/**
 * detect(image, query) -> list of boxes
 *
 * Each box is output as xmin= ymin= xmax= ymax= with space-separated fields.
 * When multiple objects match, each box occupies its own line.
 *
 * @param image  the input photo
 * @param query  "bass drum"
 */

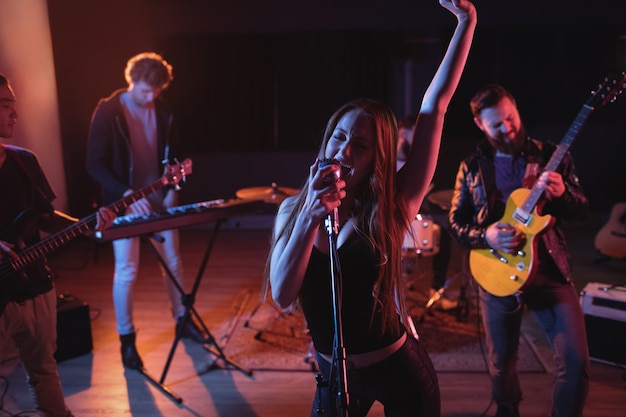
xmin=402 ymin=214 xmax=440 ymax=256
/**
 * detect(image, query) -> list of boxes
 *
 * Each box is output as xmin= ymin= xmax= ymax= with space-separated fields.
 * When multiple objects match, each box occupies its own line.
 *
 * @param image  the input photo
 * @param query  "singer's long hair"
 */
xmin=263 ymin=98 xmax=411 ymax=336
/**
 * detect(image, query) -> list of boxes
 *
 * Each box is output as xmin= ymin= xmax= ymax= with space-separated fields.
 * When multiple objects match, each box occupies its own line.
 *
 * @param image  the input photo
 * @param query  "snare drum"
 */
xmin=402 ymin=214 xmax=440 ymax=256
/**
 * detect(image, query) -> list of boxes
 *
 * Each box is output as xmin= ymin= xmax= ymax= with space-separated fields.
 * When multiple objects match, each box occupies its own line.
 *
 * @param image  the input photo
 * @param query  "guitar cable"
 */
xmin=466 ymin=278 xmax=493 ymax=417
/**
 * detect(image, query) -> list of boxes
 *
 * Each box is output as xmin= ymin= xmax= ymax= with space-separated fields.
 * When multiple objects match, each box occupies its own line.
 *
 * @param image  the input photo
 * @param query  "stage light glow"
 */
xmin=0 ymin=0 xmax=68 ymax=211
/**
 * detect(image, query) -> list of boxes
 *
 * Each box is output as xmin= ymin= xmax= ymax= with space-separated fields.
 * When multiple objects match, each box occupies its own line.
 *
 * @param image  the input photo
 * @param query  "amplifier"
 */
xmin=55 ymin=294 xmax=93 ymax=363
xmin=579 ymin=282 xmax=626 ymax=367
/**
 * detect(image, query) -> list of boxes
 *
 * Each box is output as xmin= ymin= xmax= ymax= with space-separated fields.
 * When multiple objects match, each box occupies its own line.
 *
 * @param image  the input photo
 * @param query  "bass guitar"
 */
xmin=594 ymin=202 xmax=626 ymax=259
xmin=469 ymin=74 xmax=626 ymax=296
xmin=0 ymin=158 xmax=192 ymax=314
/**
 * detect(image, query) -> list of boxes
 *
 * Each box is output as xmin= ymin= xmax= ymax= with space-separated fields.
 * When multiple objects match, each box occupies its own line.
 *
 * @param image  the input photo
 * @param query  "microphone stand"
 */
xmin=325 ymin=208 xmax=350 ymax=417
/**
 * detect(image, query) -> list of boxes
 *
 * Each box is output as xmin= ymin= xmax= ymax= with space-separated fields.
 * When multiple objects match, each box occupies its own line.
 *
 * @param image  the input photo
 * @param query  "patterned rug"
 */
xmin=217 ymin=287 xmax=549 ymax=374
xmin=218 ymin=289 xmax=316 ymax=372
xmin=406 ymin=287 xmax=547 ymax=373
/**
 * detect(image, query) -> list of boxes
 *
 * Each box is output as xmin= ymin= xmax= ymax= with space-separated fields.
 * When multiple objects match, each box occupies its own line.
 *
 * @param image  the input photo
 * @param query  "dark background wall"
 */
xmin=47 ymin=0 xmax=626 ymax=215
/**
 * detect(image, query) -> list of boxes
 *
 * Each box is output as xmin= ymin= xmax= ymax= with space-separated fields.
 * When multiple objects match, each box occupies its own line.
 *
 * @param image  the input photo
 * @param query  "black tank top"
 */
xmin=299 ymin=232 xmax=402 ymax=355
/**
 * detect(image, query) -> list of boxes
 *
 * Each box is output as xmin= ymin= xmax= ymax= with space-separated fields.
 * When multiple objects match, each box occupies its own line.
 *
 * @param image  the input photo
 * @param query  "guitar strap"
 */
xmin=521 ymin=139 xmax=543 ymax=188
xmin=524 ymin=162 xmax=540 ymax=183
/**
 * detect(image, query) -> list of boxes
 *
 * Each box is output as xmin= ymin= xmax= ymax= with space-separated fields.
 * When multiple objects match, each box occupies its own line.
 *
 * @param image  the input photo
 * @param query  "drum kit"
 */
xmin=402 ymin=214 xmax=441 ymax=256
xmin=401 ymin=213 xmax=441 ymax=287
xmin=401 ymin=188 xmax=470 ymax=321
xmin=401 ymin=189 xmax=453 ymax=257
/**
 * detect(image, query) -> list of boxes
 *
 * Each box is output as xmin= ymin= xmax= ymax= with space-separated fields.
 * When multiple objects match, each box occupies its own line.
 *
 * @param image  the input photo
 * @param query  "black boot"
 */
xmin=120 ymin=333 xmax=144 ymax=370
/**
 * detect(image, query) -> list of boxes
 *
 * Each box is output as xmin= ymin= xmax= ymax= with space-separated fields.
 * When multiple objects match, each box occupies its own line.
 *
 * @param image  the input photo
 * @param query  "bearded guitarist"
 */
xmin=448 ymin=84 xmax=591 ymax=417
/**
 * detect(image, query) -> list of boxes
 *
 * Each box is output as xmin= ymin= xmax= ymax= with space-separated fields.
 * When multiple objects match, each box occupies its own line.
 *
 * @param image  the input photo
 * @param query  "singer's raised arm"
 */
xmin=397 ymin=0 xmax=477 ymax=219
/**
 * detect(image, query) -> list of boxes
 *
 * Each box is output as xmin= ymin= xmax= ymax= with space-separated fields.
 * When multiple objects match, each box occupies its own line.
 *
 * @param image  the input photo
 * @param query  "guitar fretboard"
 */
xmin=521 ymin=104 xmax=594 ymax=215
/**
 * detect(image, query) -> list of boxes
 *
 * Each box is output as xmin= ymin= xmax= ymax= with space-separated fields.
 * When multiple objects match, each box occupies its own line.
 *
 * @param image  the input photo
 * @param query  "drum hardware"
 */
xmin=244 ymin=300 xmax=318 ymax=371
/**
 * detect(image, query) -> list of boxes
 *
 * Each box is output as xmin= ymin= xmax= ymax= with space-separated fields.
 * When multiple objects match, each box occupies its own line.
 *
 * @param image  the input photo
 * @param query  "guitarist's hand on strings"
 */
xmin=123 ymin=189 xmax=153 ymax=216
xmin=485 ymin=222 xmax=525 ymax=254
xmin=95 ymin=207 xmax=116 ymax=231
xmin=539 ymin=171 xmax=565 ymax=200
xmin=0 ymin=240 xmax=19 ymax=261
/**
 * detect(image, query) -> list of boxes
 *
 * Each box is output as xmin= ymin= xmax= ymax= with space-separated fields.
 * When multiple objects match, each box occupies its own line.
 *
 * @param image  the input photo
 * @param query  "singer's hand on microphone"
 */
xmin=303 ymin=159 xmax=346 ymax=223
xmin=317 ymin=159 xmax=346 ymax=209
xmin=319 ymin=158 xmax=342 ymax=185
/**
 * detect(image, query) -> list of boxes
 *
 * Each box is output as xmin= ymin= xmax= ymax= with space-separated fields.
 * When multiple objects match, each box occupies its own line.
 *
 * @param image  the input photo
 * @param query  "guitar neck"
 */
xmin=106 ymin=177 xmax=168 ymax=214
xmin=11 ymin=177 xmax=168 ymax=269
xmin=521 ymin=104 xmax=594 ymax=213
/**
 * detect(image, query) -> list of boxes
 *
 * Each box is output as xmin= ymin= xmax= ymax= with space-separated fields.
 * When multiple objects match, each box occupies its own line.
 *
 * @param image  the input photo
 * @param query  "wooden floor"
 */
xmin=1 ymin=212 xmax=625 ymax=417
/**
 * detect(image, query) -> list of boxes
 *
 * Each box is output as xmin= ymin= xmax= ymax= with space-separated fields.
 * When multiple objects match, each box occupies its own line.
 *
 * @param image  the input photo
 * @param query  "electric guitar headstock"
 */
xmin=588 ymin=72 xmax=626 ymax=109
xmin=163 ymin=158 xmax=193 ymax=190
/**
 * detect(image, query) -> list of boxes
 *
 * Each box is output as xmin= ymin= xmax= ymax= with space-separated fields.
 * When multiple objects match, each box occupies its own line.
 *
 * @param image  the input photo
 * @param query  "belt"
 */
xmin=319 ymin=332 xmax=407 ymax=369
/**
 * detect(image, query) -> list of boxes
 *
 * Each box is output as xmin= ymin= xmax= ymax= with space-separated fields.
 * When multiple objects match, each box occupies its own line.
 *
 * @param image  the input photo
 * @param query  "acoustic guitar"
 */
xmin=0 ymin=158 xmax=192 ymax=315
xmin=594 ymin=202 xmax=626 ymax=259
xmin=469 ymin=74 xmax=626 ymax=297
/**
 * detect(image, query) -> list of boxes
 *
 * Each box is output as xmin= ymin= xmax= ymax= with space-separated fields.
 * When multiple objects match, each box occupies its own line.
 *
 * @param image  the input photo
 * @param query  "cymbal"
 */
xmin=427 ymin=189 xmax=454 ymax=211
xmin=236 ymin=183 xmax=299 ymax=204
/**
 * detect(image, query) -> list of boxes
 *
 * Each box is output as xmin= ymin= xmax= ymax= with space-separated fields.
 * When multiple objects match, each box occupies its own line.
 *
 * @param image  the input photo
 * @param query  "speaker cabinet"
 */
xmin=580 ymin=282 xmax=626 ymax=367
xmin=55 ymin=294 xmax=93 ymax=363
xmin=584 ymin=314 xmax=626 ymax=367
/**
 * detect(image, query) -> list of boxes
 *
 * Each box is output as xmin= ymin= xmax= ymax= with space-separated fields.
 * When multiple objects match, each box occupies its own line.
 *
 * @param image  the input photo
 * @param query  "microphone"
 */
xmin=319 ymin=158 xmax=341 ymax=184
xmin=319 ymin=158 xmax=343 ymax=236
xmin=319 ymin=158 xmax=350 ymax=184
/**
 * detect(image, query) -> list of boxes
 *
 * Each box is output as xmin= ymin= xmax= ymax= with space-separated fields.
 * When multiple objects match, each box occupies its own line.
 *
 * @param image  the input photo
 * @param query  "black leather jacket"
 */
xmin=448 ymin=137 xmax=589 ymax=282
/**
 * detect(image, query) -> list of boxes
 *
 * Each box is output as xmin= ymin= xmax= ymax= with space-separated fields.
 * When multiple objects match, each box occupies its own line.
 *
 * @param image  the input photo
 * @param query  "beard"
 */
xmin=486 ymin=124 xmax=527 ymax=155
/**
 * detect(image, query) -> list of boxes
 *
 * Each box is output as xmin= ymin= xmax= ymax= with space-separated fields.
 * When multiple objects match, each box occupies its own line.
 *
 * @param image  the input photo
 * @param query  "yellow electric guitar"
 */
xmin=470 ymin=74 xmax=626 ymax=296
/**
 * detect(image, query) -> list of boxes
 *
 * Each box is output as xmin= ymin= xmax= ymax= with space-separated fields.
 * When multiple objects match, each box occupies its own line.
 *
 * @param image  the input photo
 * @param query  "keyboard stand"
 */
xmin=137 ymin=219 xmax=252 ymax=403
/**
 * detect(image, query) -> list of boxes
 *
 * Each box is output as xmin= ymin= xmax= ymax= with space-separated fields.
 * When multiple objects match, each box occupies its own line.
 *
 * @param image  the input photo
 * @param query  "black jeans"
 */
xmin=311 ymin=335 xmax=440 ymax=417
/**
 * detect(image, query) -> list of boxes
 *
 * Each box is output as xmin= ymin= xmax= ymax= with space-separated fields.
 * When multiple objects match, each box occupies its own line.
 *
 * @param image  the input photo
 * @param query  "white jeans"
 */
xmin=112 ymin=228 xmax=185 ymax=335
